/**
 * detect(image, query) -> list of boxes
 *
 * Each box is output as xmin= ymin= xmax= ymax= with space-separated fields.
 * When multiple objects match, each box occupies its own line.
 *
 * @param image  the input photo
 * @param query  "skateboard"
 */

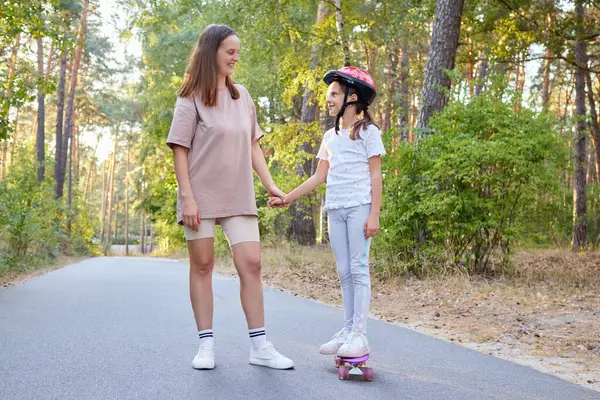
xmin=334 ymin=354 xmax=372 ymax=381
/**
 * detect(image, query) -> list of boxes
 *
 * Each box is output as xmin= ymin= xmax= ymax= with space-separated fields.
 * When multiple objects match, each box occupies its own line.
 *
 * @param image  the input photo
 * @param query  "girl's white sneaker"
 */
xmin=319 ymin=328 xmax=350 ymax=355
xmin=336 ymin=332 xmax=371 ymax=358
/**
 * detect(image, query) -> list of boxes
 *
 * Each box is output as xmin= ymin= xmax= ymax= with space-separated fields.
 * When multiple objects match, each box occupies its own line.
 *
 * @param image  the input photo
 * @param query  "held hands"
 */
xmin=363 ymin=213 xmax=380 ymax=238
xmin=266 ymin=184 xmax=290 ymax=208
xmin=268 ymin=196 xmax=289 ymax=208
xmin=266 ymin=184 xmax=285 ymax=200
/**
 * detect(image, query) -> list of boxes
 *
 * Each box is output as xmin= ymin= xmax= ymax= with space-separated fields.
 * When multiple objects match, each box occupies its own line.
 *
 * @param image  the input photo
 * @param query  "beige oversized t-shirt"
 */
xmin=166 ymin=84 xmax=263 ymax=224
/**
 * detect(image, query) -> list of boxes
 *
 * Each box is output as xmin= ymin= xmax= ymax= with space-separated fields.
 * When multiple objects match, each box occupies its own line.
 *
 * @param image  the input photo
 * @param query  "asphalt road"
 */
xmin=1 ymin=257 xmax=598 ymax=400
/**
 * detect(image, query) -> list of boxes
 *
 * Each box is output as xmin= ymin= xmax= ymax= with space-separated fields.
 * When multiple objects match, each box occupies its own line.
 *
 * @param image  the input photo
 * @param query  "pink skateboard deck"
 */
xmin=334 ymin=354 xmax=372 ymax=381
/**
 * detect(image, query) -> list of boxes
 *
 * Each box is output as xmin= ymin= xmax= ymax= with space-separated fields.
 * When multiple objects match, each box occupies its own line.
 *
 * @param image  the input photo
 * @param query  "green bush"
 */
xmin=0 ymin=170 xmax=65 ymax=270
xmin=374 ymin=85 xmax=569 ymax=275
xmin=0 ymin=158 xmax=98 ymax=273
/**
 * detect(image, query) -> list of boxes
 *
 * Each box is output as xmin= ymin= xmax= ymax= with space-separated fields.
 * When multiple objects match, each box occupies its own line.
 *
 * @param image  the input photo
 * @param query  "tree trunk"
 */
xmin=100 ymin=161 xmax=108 ymax=241
xmin=89 ymin=160 xmax=96 ymax=207
xmin=0 ymin=141 xmax=7 ymax=180
xmin=0 ymin=34 xmax=19 ymax=179
xmin=466 ymin=37 xmax=474 ymax=97
xmin=105 ymin=133 xmax=118 ymax=249
xmin=417 ymin=0 xmax=465 ymax=130
xmin=36 ymin=33 xmax=45 ymax=183
xmin=584 ymin=70 xmax=600 ymax=183
xmin=475 ymin=51 xmax=488 ymax=96
xmin=66 ymin=130 xmax=73 ymax=241
xmin=399 ymin=36 xmax=410 ymax=139
xmin=334 ymin=0 xmax=350 ymax=66
xmin=542 ymin=9 xmax=553 ymax=111
xmin=83 ymin=137 xmax=99 ymax=203
xmin=5 ymin=33 xmax=20 ymax=101
xmin=384 ymin=36 xmax=400 ymax=132
xmin=125 ymin=136 xmax=130 ymax=256
xmin=542 ymin=48 xmax=552 ymax=109
xmin=572 ymin=0 xmax=587 ymax=251
xmin=113 ymin=194 xmax=119 ymax=242
xmin=43 ymin=44 xmax=55 ymax=85
xmin=382 ymin=37 xmax=397 ymax=133
xmin=289 ymin=1 xmax=328 ymax=246
xmin=320 ymin=195 xmax=329 ymax=244
xmin=141 ymin=213 xmax=146 ymax=254
xmin=58 ymin=0 xmax=89 ymax=198
xmin=54 ymin=51 xmax=68 ymax=197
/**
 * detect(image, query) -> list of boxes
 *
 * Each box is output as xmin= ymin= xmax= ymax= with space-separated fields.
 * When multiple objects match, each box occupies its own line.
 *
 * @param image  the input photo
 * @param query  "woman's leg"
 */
xmin=187 ymin=237 xmax=216 ymax=331
xmin=221 ymin=215 xmax=294 ymax=369
xmin=185 ymin=221 xmax=217 ymax=370
xmin=230 ymin=241 xmax=264 ymax=329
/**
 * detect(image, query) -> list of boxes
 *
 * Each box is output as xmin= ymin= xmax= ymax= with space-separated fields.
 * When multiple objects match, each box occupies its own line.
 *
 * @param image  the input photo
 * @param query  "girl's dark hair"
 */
xmin=177 ymin=24 xmax=240 ymax=106
xmin=339 ymin=84 xmax=379 ymax=140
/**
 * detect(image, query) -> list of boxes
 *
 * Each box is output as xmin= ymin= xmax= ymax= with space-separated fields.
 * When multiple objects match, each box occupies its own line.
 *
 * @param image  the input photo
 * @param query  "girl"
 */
xmin=166 ymin=24 xmax=294 ymax=370
xmin=269 ymin=66 xmax=385 ymax=358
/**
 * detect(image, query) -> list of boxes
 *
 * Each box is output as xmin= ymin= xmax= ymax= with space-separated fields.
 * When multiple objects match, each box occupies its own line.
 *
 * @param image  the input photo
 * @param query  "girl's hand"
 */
xmin=364 ymin=213 xmax=380 ymax=238
xmin=268 ymin=196 xmax=289 ymax=208
xmin=182 ymin=196 xmax=201 ymax=231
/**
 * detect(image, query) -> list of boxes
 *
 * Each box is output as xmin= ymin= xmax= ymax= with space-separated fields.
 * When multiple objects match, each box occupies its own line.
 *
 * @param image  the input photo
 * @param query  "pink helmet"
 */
xmin=323 ymin=66 xmax=377 ymax=105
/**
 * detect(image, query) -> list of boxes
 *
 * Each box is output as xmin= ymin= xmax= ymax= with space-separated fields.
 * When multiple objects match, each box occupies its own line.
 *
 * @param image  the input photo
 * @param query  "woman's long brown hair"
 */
xmin=339 ymin=84 xmax=379 ymax=140
xmin=177 ymin=24 xmax=240 ymax=107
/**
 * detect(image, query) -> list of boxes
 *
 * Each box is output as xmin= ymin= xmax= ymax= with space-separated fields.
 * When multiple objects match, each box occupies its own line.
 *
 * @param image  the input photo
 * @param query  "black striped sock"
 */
xmin=249 ymin=327 xmax=267 ymax=349
xmin=198 ymin=329 xmax=213 ymax=342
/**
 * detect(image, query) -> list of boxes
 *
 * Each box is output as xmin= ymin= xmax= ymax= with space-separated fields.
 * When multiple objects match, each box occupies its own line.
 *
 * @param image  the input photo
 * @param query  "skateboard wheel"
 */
xmin=362 ymin=367 xmax=373 ymax=381
xmin=334 ymin=357 xmax=344 ymax=367
xmin=339 ymin=366 xmax=350 ymax=380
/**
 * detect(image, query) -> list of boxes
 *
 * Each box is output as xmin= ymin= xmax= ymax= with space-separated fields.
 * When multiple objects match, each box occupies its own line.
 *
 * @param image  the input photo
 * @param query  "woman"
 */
xmin=166 ymin=24 xmax=294 ymax=370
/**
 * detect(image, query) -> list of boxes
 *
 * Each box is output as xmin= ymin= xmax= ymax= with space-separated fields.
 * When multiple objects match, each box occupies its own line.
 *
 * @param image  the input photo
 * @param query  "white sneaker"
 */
xmin=319 ymin=328 xmax=350 ymax=355
xmin=336 ymin=332 xmax=371 ymax=358
xmin=249 ymin=341 xmax=294 ymax=369
xmin=192 ymin=340 xmax=215 ymax=370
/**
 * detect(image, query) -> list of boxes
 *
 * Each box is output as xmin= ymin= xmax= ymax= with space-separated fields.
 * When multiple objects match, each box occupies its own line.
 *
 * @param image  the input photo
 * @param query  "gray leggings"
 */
xmin=328 ymin=204 xmax=372 ymax=335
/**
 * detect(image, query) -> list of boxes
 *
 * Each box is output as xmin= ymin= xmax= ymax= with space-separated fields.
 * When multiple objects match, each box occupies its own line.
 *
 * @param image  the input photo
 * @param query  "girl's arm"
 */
xmin=172 ymin=145 xmax=201 ymax=231
xmin=251 ymin=140 xmax=284 ymax=198
xmin=283 ymin=159 xmax=329 ymax=204
xmin=364 ymin=155 xmax=382 ymax=237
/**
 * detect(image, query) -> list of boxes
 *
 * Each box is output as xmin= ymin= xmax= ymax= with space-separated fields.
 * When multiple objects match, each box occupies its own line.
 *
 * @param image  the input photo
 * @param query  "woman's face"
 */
xmin=216 ymin=35 xmax=240 ymax=77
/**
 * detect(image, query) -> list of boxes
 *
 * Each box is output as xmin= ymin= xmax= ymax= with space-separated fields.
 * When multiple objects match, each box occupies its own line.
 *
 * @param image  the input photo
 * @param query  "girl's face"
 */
xmin=216 ymin=35 xmax=240 ymax=77
xmin=326 ymin=81 xmax=357 ymax=116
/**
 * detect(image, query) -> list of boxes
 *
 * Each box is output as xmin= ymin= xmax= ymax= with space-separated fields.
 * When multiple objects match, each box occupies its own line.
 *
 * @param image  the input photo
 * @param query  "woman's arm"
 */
xmin=172 ymin=145 xmax=200 ymax=231
xmin=251 ymin=140 xmax=284 ymax=198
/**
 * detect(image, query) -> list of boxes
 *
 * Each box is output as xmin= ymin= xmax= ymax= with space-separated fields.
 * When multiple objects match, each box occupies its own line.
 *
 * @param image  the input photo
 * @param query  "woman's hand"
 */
xmin=266 ymin=184 xmax=285 ymax=200
xmin=182 ymin=195 xmax=201 ymax=231
xmin=364 ymin=213 xmax=380 ymax=238
xmin=268 ymin=196 xmax=289 ymax=208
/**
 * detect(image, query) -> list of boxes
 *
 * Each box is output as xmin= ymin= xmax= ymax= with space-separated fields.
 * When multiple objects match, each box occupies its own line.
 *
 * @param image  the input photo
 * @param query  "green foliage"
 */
xmin=0 ymin=146 xmax=97 ymax=273
xmin=0 ymin=167 xmax=64 ymax=271
xmin=374 ymin=82 xmax=569 ymax=275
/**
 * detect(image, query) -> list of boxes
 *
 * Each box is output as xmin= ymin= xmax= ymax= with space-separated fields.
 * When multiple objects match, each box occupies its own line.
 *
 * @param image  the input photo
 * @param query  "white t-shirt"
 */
xmin=316 ymin=124 xmax=386 ymax=211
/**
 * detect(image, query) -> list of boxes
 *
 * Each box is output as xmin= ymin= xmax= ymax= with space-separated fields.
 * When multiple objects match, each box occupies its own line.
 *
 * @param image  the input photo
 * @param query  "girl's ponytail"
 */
xmin=350 ymin=103 xmax=378 ymax=140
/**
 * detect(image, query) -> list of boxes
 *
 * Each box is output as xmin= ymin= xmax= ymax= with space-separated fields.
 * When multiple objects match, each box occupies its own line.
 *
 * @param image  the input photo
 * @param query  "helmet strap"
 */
xmin=335 ymin=86 xmax=360 ymax=134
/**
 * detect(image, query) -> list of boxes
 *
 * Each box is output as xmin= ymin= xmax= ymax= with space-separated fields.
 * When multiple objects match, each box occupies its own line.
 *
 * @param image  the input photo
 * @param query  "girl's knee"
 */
xmin=350 ymin=261 xmax=370 ymax=283
xmin=337 ymin=268 xmax=352 ymax=282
